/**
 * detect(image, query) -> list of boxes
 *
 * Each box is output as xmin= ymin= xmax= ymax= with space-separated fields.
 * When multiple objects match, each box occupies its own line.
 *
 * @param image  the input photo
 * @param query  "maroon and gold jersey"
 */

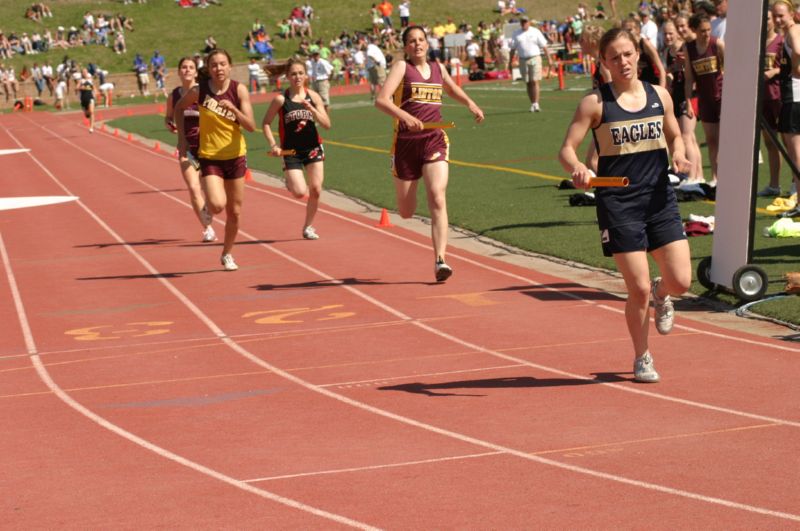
xmin=687 ymin=37 xmax=723 ymax=105
xmin=393 ymin=61 xmax=443 ymax=136
xmin=172 ymin=85 xmax=199 ymax=148
xmin=198 ymin=79 xmax=246 ymax=160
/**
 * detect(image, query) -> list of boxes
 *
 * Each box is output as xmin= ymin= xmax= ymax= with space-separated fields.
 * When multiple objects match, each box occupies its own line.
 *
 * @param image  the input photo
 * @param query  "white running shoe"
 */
xmin=634 ymin=351 xmax=660 ymax=383
xmin=220 ymin=253 xmax=238 ymax=271
xmin=302 ymin=226 xmax=320 ymax=240
xmin=533 ymin=102 xmax=541 ymax=112
xmin=651 ymin=277 xmax=674 ymax=335
xmin=434 ymin=258 xmax=453 ymax=282
xmin=529 ymin=103 xmax=537 ymax=112
xmin=202 ymin=225 xmax=217 ymax=242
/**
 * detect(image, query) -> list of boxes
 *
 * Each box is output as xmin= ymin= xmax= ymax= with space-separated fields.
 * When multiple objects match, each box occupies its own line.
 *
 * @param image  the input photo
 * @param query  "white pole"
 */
xmin=709 ymin=0 xmax=768 ymax=288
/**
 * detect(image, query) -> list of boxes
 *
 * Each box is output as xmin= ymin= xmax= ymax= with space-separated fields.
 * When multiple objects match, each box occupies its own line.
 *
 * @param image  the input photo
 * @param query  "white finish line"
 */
xmin=0 ymin=196 xmax=79 ymax=211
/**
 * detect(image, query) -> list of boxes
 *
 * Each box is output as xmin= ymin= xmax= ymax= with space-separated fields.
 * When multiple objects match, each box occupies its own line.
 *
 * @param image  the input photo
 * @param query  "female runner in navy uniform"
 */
xmin=559 ymin=28 xmax=691 ymax=383
xmin=262 ymin=58 xmax=331 ymax=240
xmin=78 ymin=68 xmax=95 ymax=133
xmin=165 ymin=56 xmax=216 ymax=243
xmin=375 ymin=25 xmax=484 ymax=282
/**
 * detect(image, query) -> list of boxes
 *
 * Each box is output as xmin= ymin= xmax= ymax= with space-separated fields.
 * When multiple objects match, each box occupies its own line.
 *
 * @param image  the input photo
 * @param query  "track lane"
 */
xmin=3 ymin=112 xmax=796 ymax=528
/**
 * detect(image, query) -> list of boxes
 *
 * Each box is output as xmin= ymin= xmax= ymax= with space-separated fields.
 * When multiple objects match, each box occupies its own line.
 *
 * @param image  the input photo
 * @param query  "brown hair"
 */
xmin=286 ymin=56 xmax=307 ymax=73
xmin=598 ymin=28 xmax=639 ymax=59
xmin=402 ymin=25 xmax=426 ymax=45
xmin=581 ymin=24 xmax=604 ymax=46
xmin=689 ymin=13 xmax=711 ymax=30
xmin=198 ymin=48 xmax=232 ymax=82
xmin=177 ymin=56 xmax=197 ymax=69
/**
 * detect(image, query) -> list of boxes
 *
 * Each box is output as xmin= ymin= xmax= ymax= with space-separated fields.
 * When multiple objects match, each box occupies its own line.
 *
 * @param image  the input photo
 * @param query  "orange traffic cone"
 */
xmin=376 ymin=208 xmax=393 ymax=227
xmin=173 ymin=148 xmax=179 ymax=157
xmin=126 ymin=109 xmax=133 ymax=116
xmin=100 ymin=123 xmax=106 ymax=132
xmin=153 ymin=141 xmax=161 ymax=152
xmin=113 ymin=128 xmax=119 ymax=137
xmin=245 ymin=169 xmax=253 ymax=182
xmin=127 ymin=132 xmax=133 ymax=142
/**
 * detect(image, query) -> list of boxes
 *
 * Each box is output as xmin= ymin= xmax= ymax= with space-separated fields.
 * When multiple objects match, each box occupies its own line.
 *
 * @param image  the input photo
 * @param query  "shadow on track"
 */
xmin=378 ymin=375 xmax=610 ymax=397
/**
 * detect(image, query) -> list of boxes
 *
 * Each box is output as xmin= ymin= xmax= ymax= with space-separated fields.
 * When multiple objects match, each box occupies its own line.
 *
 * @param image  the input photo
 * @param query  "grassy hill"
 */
xmin=1 ymin=0 xmax=642 ymax=74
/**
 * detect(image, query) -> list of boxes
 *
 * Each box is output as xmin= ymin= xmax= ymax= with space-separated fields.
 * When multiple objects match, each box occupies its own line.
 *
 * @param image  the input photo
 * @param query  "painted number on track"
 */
xmin=64 ymin=321 xmax=173 ymax=341
xmin=243 ymin=305 xmax=355 ymax=325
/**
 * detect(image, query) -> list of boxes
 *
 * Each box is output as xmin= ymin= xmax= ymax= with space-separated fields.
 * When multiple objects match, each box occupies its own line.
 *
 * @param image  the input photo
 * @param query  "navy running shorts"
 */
xmin=600 ymin=207 xmax=686 ymax=257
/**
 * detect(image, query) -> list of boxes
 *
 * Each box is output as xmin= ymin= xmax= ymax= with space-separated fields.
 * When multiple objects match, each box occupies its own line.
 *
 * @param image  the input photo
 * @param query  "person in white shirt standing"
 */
xmin=639 ymin=10 xmax=659 ymax=48
xmin=398 ymin=1 xmax=411 ymax=29
xmin=309 ymin=50 xmax=333 ymax=109
xmin=509 ymin=16 xmax=550 ymax=112
xmin=711 ymin=0 xmax=727 ymax=40
xmin=365 ymin=36 xmax=387 ymax=100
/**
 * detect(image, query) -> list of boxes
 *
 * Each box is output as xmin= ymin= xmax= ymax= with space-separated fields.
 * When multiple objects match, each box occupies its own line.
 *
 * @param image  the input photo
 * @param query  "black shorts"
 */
xmin=779 ymin=102 xmax=800 ymax=134
xmin=283 ymin=145 xmax=324 ymax=171
xmin=80 ymin=93 xmax=94 ymax=112
xmin=600 ymin=207 xmax=686 ymax=257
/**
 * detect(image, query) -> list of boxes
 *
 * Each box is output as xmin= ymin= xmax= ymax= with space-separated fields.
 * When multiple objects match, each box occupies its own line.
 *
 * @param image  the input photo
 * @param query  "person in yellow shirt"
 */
xmin=443 ymin=17 xmax=457 ymax=34
xmin=175 ymin=49 xmax=256 ymax=271
xmin=432 ymin=21 xmax=446 ymax=39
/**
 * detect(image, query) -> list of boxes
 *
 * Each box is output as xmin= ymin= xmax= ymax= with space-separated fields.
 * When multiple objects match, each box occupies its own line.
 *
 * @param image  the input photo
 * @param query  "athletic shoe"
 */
xmin=779 ymin=206 xmax=800 ymax=219
xmin=757 ymin=185 xmax=781 ymax=197
xmin=200 ymin=204 xmax=212 ymax=226
xmin=533 ymin=102 xmax=541 ymax=112
xmin=434 ymin=258 xmax=453 ymax=282
xmin=651 ymin=277 xmax=674 ymax=335
xmin=202 ymin=225 xmax=217 ymax=242
xmin=302 ymin=226 xmax=319 ymax=240
xmin=220 ymin=253 xmax=238 ymax=271
xmin=633 ymin=351 xmax=660 ymax=383
xmin=530 ymin=103 xmax=536 ymax=112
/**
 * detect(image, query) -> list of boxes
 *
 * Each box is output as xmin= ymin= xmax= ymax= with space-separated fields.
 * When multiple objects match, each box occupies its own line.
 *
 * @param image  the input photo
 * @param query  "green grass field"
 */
xmin=2 ymin=0 xmax=642 ymax=75
xmin=108 ymin=74 xmax=800 ymax=327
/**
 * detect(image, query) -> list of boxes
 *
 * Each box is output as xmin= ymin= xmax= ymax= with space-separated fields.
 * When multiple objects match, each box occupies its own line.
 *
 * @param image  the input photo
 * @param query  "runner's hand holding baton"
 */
xmin=267 ymin=147 xmax=296 ymax=157
xmin=571 ymin=167 xmax=629 ymax=189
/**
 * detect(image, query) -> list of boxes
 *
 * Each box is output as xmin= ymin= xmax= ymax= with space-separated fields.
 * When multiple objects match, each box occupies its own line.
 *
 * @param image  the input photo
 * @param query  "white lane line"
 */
xmin=0 ymin=148 xmax=31 ymax=156
xmin=3 ymin=130 xmax=379 ymax=531
xmin=19 ymin=118 xmax=800 ymax=522
xmin=244 ymin=452 xmax=503 ymax=483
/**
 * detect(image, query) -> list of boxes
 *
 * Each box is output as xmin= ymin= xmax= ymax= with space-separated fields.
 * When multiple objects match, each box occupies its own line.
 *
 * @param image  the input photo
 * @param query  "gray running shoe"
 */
xmin=757 ymin=185 xmax=781 ymax=197
xmin=651 ymin=277 xmax=674 ymax=335
xmin=634 ymin=351 xmax=660 ymax=383
xmin=220 ymin=253 xmax=238 ymax=271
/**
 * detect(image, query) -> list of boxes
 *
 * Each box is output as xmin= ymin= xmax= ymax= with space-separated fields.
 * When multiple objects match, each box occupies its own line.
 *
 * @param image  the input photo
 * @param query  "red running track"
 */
xmin=1 ymin=110 xmax=799 ymax=528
